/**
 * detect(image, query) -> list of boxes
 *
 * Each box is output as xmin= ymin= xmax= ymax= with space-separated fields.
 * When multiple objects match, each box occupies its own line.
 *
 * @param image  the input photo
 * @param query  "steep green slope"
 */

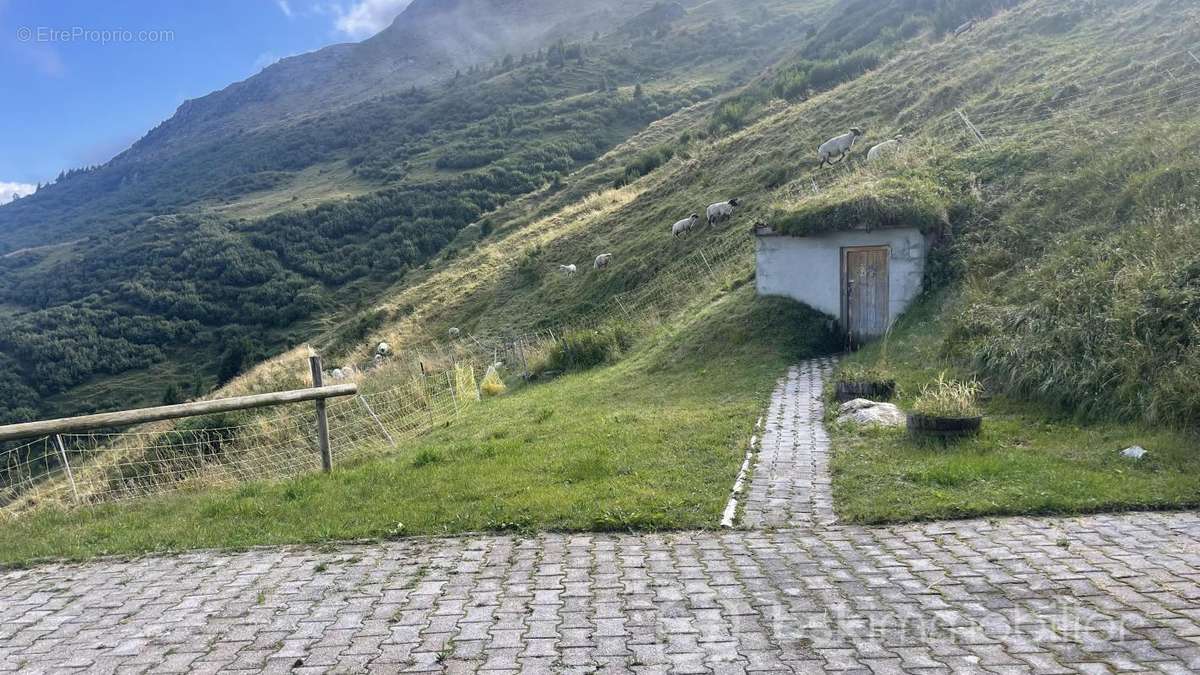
xmin=361 ymin=0 xmax=1200 ymax=429
xmin=0 ymin=0 xmax=833 ymax=423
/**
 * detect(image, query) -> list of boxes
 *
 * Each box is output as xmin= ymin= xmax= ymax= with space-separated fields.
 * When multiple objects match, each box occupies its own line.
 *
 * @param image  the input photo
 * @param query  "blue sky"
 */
xmin=0 ymin=0 xmax=413 ymax=203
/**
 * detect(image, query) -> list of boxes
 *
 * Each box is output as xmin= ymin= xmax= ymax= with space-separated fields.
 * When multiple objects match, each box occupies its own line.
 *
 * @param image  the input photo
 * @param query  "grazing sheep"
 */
xmin=594 ymin=254 xmax=613 ymax=270
xmin=953 ymin=20 xmax=975 ymax=37
xmin=866 ymin=135 xmax=904 ymax=163
xmin=672 ymin=214 xmax=701 ymax=238
xmin=706 ymin=198 xmax=741 ymax=227
xmin=332 ymin=368 xmax=345 ymax=380
xmin=818 ymin=128 xmax=865 ymax=167
xmin=448 ymin=327 xmax=461 ymax=339
xmin=376 ymin=342 xmax=392 ymax=358
xmin=558 ymin=264 xmax=578 ymax=275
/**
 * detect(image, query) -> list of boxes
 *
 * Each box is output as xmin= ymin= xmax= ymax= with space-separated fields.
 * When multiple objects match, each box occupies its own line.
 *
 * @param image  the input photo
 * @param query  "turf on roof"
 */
xmin=766 ymin=171 xmax=952 ymax=237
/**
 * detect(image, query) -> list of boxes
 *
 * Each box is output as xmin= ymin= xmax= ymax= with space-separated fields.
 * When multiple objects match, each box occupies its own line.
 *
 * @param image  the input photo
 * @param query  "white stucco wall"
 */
xmin=755 ymin=227 xmax=927 ymax=328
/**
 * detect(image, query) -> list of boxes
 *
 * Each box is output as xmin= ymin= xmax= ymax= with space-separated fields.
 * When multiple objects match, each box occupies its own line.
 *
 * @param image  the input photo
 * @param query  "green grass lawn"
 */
xmin=0 ymin=290 xmax=836 ymax=566
xmin=830 ymin=295 xmax=1200 ymax=524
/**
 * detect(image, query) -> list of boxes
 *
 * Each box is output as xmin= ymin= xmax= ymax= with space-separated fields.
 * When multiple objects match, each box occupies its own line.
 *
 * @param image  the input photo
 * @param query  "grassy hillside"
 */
xmin=3 ymin=0 xmax=1200 ymax=562
xmin=0 ymin=0 xmax=833 ymax=423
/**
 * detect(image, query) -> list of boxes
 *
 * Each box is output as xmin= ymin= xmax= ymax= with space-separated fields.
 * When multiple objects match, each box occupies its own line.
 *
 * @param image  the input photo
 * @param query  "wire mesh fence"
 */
xmin=0 ymin=231 xmax=753 ymax=520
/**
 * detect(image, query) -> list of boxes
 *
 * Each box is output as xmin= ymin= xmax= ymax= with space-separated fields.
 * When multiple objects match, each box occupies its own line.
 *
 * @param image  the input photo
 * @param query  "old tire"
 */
xmin=836 ymin=380 xmax=897 ymax=403
xmin=906 ymin=413 xmax=983 ymax=438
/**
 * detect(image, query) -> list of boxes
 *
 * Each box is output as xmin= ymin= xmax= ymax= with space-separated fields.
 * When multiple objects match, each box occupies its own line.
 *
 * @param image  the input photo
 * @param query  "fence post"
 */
xmin=698 ymin=249 xmax=716 ymax=282
xmin=309 ymin=355 xmax=333 ymax=473
xmin=515 ymin=338 xmax=530 ymax=380
xmin=955 ymin=108 xmax=988 ymax=146
xmin=357 ymin=395 xmax=396 ymax=448
xmin=446 ymin=371 xmax=460 ymax=415
xmin=53 ymin=434 xmax=80 ymax=505
xmin=420 ymin=362 xmax=435 ymax=430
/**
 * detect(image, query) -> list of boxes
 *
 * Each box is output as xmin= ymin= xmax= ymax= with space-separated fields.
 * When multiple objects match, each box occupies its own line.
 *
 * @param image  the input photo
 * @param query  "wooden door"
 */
xmin=842 ymin=246 xmax=890 ymax=345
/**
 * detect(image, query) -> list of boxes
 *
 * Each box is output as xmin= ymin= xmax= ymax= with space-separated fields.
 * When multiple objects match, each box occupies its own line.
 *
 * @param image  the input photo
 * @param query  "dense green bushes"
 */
xmin=535 ymin=324 xmax=637 ymax=376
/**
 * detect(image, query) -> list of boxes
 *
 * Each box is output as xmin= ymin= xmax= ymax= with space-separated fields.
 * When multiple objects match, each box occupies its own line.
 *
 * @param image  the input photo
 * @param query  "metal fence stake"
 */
xmin=53 ymin=434 xmax=80 ymax=505
xmin=955 ymin=108 xmax=988 ymax=146
xmin=309 ymin=355 xmax=333 ymax=473
xmin=357 ymin=395 xmax=396 ymax=448
xmin=446 ymin=371 xmax=460 ymax=415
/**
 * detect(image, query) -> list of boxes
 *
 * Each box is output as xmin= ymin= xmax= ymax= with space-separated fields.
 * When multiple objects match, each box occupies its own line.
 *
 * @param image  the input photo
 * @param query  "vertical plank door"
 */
xmin=843 ymin=246 xmax=890 ymax=346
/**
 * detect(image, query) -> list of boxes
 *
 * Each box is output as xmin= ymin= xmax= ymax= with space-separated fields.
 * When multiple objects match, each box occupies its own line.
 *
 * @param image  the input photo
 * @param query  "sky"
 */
xmin=0 ymin=0 xmax=414 ymax=204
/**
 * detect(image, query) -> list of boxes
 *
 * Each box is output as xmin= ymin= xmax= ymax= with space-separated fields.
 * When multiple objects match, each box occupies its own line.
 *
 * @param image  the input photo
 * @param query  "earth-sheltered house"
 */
xmin=754 ymin=174 xmax=952 ymax=345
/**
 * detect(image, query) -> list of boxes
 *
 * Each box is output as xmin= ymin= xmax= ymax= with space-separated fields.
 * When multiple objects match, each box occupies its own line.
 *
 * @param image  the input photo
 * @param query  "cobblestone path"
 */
xmin=3 ymin=361 xmax=1199 ymax=673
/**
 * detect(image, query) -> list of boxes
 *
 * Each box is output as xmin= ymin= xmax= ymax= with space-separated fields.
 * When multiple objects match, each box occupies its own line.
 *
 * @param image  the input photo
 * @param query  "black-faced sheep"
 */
xmin=448 ymin=327 xmax=461 ymax=340
xmin=818 ymin=128 xmax=865 ymax=167
xmin=376 ymin=342 xmax=392 ymax=358
xmin=706 ymin=199 xmax=740 ymax=227
xmin=672 ymin=214 xmax=700 ymax=238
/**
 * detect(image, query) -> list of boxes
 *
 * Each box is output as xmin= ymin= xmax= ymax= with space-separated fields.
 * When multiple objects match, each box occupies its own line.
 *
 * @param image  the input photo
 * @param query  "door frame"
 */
xmin=840 ymin=245 xmax=891 ymax=346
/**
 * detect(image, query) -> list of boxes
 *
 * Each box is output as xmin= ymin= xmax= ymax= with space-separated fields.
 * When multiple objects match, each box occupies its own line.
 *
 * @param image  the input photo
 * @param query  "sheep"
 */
xmin=376 ymin=342 xmax=392 ymax=358
xmin=818 ymin=127 xmax=865 ymax=167
xmin=558 ymin=264 xmax=578 ymax=275
xmin=672 ymin=214 xmax=701 ymax=238
xmin=332 ymin=368 xmax=345 ymax=380
xmin=448 ymin=327 xmax=461 ymax=340
xmin=866 ymin=135 xmax=904 ymax=163
xmin=706 ymin=198 xmax=741 ymax=227
xmin=594 ymin=254 xmax=613 ymax=270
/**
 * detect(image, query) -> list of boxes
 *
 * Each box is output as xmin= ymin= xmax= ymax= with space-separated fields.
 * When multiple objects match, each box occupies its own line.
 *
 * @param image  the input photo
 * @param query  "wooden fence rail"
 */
xmin=0 ymin=378 xmax=357 ymax=444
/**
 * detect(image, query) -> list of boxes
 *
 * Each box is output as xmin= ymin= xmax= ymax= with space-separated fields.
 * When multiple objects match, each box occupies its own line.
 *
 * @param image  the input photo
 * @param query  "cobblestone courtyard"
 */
xmin=3 ymin=362 xmax=1199 ymax=673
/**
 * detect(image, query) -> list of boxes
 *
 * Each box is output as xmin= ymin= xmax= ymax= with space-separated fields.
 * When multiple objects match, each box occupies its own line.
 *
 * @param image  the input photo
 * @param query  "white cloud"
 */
xmin=276 ymin=0 xmax=294 ymax=17
xmin=334 ymin=0 xmax=413 ymax=39
xmin=0 ymin=182 xmax=37 ymax=206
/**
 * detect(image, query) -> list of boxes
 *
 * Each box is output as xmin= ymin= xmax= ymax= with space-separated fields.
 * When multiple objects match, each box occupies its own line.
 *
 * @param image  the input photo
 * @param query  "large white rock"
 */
xmin=836 ymin=398 xmax=905 ymax=428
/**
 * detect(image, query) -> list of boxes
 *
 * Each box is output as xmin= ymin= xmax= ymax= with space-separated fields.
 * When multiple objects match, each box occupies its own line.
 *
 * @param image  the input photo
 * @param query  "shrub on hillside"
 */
xmin=534 ymin=323 xmax=636 ymax=376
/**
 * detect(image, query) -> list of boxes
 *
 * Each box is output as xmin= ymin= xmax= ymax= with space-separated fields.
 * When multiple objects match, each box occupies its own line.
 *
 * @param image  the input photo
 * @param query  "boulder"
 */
xmin=836 ymin=398 xmax=905 ymax=428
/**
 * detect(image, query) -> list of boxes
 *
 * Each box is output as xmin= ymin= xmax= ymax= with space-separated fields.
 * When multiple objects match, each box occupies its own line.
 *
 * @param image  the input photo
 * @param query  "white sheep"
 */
xmin=818 ymin=127 xmax=865 ymax=167
xmin=594 ymin=254 xmax=613 ymax=270
xmin=866 ymin=135 xmax=904 ymax=163
xmin=376 ymin=341 xmax=392 ymax=358
xmin=558 ymin=264 xmax=578 ymax=275
xmin=671 ymin=214 xmax=700 ymax=238
xmin=448 ymin=327 xmax=461 ymax=339
xmin=706 ymin=198 xmax=741 ymax=227
xmin=332 ymin=368 xmax=345 ymax=380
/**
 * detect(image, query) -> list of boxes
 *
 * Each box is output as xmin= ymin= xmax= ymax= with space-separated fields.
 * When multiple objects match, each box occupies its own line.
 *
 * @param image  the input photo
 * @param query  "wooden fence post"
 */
xmin=53 ymin=434 xmax=80 ymax=505
xmin=309 ymin=355 xmax=333 ymax=473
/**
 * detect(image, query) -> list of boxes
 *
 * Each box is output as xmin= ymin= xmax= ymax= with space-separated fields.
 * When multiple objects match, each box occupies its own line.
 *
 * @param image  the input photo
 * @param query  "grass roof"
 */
xmin=765 ymin=169 xmax=953 ymax=237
